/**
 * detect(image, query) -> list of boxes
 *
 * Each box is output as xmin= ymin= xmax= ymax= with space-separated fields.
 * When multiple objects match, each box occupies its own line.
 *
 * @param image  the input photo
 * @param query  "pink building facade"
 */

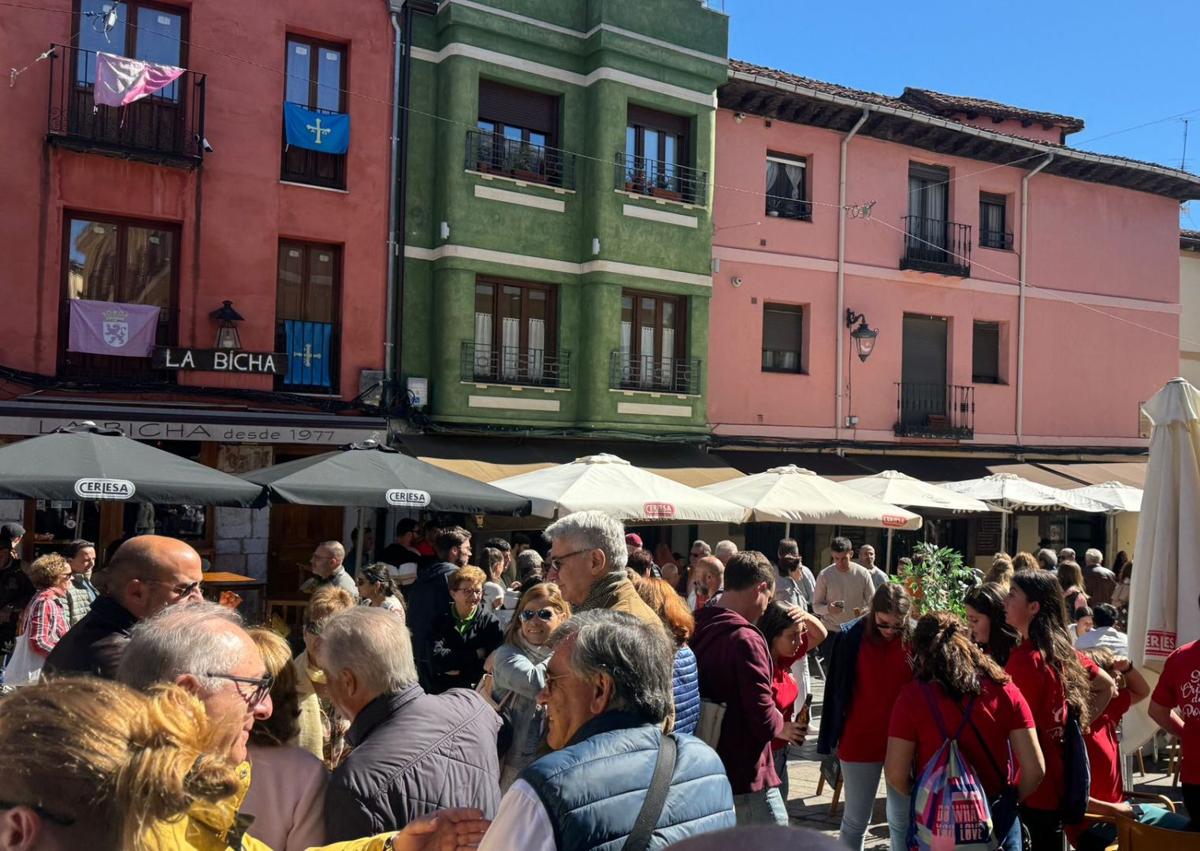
xmin=710 ymin=62 xmax=1200 ymax=455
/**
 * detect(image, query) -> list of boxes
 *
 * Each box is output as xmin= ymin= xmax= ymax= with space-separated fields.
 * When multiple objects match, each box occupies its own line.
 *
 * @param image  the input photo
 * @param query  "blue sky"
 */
xmin=720 ymin=0 xmax=1198 ymax=223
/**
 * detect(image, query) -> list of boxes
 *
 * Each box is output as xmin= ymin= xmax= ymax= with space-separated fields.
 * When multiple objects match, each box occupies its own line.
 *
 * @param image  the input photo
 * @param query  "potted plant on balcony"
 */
xmin=650 ymin=175 xmax=683 ymax=202
xmin=511 ymin=146 xmax=542 ymax=183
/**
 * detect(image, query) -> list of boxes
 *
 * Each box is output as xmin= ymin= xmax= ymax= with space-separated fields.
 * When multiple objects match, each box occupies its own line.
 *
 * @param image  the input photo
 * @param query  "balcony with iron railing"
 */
xmin=894 ymin=382 xmax=974 ymax=439
xmin=614 ymin=153 xmax=707 ymax=205
xmin=610 ymin=352 xmax=701 ymax=395
xmin=461 ymin=342 xmax=570 ymax=389
xmin=46 ymin=44 xmax=206 ymax=167
xmin=900 ymin=215 xmax=971 ymax=277
xmin=465 ymin=130 xmax=576 ymax=190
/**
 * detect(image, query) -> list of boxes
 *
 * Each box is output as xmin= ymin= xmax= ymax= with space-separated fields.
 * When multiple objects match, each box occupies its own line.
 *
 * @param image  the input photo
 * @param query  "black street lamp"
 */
xmin=845 ymin=309 xmax=878 ymax=363
xmin=211 ymin=300 xmax=244 ymax=350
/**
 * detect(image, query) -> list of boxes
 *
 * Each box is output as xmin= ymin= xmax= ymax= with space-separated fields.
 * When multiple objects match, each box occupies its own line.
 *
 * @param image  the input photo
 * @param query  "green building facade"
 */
xmin=401 ymin=0 xmax=728 ymax=436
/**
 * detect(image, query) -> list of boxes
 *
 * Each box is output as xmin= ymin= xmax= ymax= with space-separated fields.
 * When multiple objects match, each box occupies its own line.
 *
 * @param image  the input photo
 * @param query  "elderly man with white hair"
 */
xmin=543 ymin=510 xmax=662 ymax=633
xmin=714 ymin=540 xmax=738 ymax=565
xmin=119 ymin=603 xmax=489 ymax=851
xmin=1082 ymin=547 xmax=1117 ymax=606
xmin=321 ymin=606 xmax=501 ymax=842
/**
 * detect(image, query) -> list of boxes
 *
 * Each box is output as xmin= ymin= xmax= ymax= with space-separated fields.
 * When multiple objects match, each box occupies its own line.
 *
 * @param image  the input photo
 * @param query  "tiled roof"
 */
xmin=1183 ymin=229 xmax=1200 ymax=249
xmin=727 ymin=59 xmax=904 ymax=109
xmin=899 ymin=88 xmax=1085 ymax=132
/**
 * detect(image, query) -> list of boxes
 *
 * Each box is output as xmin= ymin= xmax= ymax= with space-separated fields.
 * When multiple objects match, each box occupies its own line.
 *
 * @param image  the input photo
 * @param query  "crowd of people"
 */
xmin=0 ymin=516 xmax=1195 ymax=851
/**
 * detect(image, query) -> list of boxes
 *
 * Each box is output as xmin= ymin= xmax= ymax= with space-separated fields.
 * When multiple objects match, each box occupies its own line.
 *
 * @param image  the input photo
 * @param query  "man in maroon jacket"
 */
xmin=693 ymin=550 xmax=800 ymax=826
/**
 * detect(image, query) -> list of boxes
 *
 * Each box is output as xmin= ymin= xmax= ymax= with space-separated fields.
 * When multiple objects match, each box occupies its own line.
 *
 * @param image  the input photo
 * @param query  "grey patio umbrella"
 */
xmin=243 ymin=439 xmax=531 ymax=516
xmin=0 ymin=422 xmax=265 ymax=507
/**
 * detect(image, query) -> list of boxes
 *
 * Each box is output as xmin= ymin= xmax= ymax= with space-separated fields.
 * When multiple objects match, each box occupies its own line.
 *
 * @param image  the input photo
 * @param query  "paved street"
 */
xmin=783 ymin=674 xmax=1187 ymax=846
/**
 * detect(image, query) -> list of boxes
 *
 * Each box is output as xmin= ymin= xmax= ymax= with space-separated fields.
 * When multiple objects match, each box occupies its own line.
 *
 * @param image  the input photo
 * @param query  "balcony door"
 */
xmin=473 ymin=280 xmax=557 ymax=386
xmin=907 ymin=163 xmax=950 ymax=261
xmin=900 ymin=315 xmax=948 ymax=429
xmin=620 ymin=291 xmax=686 ymax=391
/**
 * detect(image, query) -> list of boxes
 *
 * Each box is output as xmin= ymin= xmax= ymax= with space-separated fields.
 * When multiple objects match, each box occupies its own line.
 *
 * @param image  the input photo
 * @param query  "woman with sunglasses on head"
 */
xmin=354 ymin=564 xmax=405 ymax=615
xmin=490 ymin=582 xmax=571 ymax=789
xmin=885 ymin=613 xmax=1044 ymax=851
xmin=817 ymin=583 xmax=914 ymax=851
xmin=964 ymin=582 xmax=1018 ymax=666
xmin=1004 ymin=570 xmax=1117 ymax=851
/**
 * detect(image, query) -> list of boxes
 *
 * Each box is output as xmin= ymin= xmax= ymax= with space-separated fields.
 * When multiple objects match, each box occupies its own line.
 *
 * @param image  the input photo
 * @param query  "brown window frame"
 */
xmin=281 ymin=35 xmax=348 ymax=190
xmin=275 ymin=239 xmax=342 ymax=394
xmin=473 ymin=278 xmax=559 ymax=357
xmin=73 ymin=0 xmax=190 ymax=70
xmin=762 ymin=303 xmax=806 ymax=374
xmin=621 ymin=289 xmax=687 ymax=363
xmin=58 ymin=210 xmax=180 ymax=381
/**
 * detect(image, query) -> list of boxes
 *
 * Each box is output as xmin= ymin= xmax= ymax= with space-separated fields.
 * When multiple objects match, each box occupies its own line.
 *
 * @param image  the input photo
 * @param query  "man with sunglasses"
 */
xmin=45 ymin=534 xmax=204 ymax=679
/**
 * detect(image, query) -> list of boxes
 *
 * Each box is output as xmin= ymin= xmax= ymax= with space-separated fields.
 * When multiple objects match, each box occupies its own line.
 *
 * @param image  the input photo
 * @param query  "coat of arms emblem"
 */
xmin=102 ymin=308 xmax=130 ymax=348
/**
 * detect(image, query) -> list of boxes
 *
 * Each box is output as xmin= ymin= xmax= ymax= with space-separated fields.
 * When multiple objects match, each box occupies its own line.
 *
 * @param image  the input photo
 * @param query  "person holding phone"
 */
xmin=812 ymin=537 xmax=875 ymax=632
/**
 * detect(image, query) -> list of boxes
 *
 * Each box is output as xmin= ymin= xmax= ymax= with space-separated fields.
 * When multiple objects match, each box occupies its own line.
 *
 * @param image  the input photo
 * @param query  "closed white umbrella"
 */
xmin=843 ymin=470 xmax=992 ymax=569
xmin=1123 ymin=378 xmax=1200 ymax=751
xmin=491 ymin=453 xmax=747 ymax=523
xmin=699 ymin=465 xmax=922 ymax=530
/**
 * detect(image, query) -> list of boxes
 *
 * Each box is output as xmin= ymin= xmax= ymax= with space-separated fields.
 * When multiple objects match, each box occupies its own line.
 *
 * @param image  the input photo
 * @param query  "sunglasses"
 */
xmin=205 ymin=672 xmax=274 ymax=708
xmin=875 ymin=620 xmax=903 ymax=633
xmin=145 ymin=578 xmax=203 ymax=599
xmin=520 ymin=608 xmax=556 ymax=622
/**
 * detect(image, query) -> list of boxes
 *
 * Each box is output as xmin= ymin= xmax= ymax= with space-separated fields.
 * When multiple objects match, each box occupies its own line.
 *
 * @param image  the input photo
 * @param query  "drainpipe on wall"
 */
xmin=384 ymin=9 xmax=403 ymax=415
xmin=835 ymin=109 xmax=871 ymax=442
xmin=1015 ymin=154 xmax=1053 ymax=445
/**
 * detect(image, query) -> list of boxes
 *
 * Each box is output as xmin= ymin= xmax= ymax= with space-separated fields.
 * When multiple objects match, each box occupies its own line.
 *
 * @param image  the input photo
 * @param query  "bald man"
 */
xmin=44 ymin=535 xmax=203 ymax=679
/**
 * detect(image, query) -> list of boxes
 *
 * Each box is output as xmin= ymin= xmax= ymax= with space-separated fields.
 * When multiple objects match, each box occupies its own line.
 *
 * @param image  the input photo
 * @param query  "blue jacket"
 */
xmin=520 ymin=711 xmax=734 ymax=851
xmin=816 ymin=615 xmax=865 ymax=757
xmin=672 ymin=646 xmax=700 ymax=736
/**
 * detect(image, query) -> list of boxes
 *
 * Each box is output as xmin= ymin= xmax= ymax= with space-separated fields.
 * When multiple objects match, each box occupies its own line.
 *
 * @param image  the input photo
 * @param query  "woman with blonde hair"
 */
xmin=243 ymin=628 xmax=329 ymax=851
xmin=1010 ymin=551 xmax=1039 ymax=573
xmin=297 ymin=586 xmax=357 ymax=766
xmin=3 ymin=553 xmax=72 ymax=684
xmin=490 ymin=581 xmax=571 ymax=789
xmin=984 ymin=553 xmax=1015 ymax=589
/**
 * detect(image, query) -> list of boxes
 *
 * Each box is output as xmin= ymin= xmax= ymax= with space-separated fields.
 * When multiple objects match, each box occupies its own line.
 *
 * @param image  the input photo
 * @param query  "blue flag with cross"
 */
xmin=283 ymin=102 xmax=350 ymax=154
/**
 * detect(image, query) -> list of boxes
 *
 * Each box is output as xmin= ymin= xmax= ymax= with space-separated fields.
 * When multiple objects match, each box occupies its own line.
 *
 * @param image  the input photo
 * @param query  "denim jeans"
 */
xmin=838 ymin=760 xmax=909 ymax=851
xmin=733 ymin=786 xmax=789 ymax=826
xmin=772 ymin=748 xmax=790 ymax=803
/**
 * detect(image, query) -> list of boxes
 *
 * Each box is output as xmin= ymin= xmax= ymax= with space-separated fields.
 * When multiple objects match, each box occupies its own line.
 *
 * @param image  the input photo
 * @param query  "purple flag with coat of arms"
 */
xmin=68 ymin=299 xmax=161 ymax=357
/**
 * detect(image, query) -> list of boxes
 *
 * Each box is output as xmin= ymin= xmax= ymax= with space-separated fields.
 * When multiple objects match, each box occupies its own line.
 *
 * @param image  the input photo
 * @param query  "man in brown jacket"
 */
xmin=544 ymin=510 xmax=663 ymax=633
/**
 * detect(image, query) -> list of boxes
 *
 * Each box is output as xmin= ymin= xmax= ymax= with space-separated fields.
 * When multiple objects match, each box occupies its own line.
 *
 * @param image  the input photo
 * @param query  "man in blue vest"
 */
xmin=478 ymin=609 xmax=735 ymax=850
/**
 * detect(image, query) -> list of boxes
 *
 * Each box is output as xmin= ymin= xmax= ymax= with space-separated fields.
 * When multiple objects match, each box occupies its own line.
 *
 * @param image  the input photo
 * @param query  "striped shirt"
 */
xmin=19 ymin=587 xmax=70 ymax=656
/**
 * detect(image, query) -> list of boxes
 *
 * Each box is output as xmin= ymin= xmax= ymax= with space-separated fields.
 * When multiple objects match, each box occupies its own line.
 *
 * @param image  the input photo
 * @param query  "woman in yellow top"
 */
xmin=0 ymin=677 xmax=488 ymax=851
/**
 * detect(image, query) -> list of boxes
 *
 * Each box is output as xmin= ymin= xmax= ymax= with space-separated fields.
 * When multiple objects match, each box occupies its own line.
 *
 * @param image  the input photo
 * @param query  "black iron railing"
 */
xmin=462 ymin=342 xmax=570 ymax=388
xmin=610 ymin=351 xmax=701 ymax=395
xmin=894 ymin=382 xmax=974 ymax=439
xmin=46 ymin=44 xmax=205 ymax=166
xmin=466 ymin=130 xmax=575 ymax=190
xmin=614 ymin=153 xmax=706 ymax=205
xmin=900 ymin=215 xmax=971 ymax=276
xmin=282 ymin=105 xmax=347 ymax=189
xmin=766 ymin=195 xmax=811 ymax=221
xmin=979 ymin=229 xmax=1014 ymax=250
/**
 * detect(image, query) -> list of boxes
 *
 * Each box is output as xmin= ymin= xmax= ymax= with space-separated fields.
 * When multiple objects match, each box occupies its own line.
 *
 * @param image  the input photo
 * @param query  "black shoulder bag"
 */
xmin=623 ymin=733 xmax=678 ymax=851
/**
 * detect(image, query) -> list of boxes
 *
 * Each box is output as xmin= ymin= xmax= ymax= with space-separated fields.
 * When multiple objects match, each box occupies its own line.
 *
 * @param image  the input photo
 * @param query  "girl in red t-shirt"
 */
xmin=759 ymin=601 xmax=826 ymax=804
xmin=832 ymin=584 xmax=915 ymax=851
xmin=964 ymin=582 xmax=1018 ymax=667
xmin=1003 ymin=570 xmax=1105 ymax=851
xmin=1069 ymin=648 xmax=1190 ymax=849
xmin=886 ymin=612 xmax=1044 ymax=851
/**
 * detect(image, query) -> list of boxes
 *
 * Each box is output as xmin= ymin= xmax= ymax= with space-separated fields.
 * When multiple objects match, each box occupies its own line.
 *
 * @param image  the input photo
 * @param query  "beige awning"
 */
xmin=402 ymin=435 xmax=743 ymax=488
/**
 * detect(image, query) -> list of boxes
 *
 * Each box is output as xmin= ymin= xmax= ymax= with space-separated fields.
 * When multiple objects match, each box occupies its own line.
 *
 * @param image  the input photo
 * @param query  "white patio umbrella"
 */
xmin=842 ymin=470 xmax=992 ymax=568
xmin=490 ymin=453 xmax=747 ymax=523
xmin=699 ymin=465 xmax=922 ymax=530
xmin=941 ymin=472 xmax=1107 ymax=549
xmin=1069 ymin=481 xmax=1143 ymax=513
xmin=1123 ymin=378 xmax=1200 ymax=751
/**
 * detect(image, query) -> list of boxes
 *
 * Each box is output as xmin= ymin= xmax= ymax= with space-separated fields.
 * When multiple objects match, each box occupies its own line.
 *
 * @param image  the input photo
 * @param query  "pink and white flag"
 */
xmin=68 ymin=299 xmax=161 ymax=357
xmin=94 ymin=51 xmax=185 ymax=108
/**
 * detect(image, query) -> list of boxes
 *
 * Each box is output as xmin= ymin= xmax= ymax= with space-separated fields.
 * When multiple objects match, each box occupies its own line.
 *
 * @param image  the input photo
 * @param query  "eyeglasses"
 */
xmin=205 ymin=672 xmax=274 ymax=708
xmin=144 ymin=578 xmax=203 ymax=599
xmin=0 ymin=801 xmax=75 ymax=827
xmin=549 ymin=548 xmax=590 ymax=571
xmin=520 ymin=608 xmax=556 ymax=622
xmin=452 ymin=586 xmax=483 ymax=596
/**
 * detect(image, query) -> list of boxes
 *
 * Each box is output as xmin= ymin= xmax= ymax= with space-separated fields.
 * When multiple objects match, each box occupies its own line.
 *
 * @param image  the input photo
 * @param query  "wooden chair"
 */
xmin=814 ymin=771 xmax=843 ymax=814
xmin=1084 ymin=793 xmax=1181 ymax=851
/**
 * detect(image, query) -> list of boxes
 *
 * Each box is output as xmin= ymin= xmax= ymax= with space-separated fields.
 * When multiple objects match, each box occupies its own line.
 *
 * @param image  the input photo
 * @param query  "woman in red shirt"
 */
xmin=964 ymin=582 xmax=1018 ymax=666
xmin=1070 ymin=648 xmax=1190 ymax=849
xmin=1004 ymin=570 xmax=1110 ymax=851
xmin=886 ymin=612 xmax=1045 ymax=851
xmin=824 ymin=583 xmax=914 ymax=851
xmin=759 ymin=601 xmax=826 ymax=804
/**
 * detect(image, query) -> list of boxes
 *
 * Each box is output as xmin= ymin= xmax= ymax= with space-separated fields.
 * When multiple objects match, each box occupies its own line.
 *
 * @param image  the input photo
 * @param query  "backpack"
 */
xmin=908 ymin=686 xmax=999 ymax=851
xmin=1061 ymin=705 xmax=1091 ymax=824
